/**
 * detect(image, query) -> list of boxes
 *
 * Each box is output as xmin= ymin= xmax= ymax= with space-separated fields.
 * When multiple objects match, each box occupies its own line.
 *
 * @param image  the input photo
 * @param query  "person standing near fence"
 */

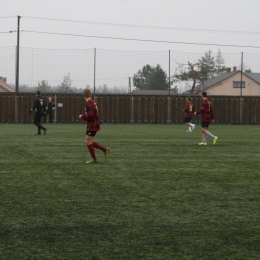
xmin=43 ymin=96 xmax=55 ymax=124
xmin=194 ymin=91 xmax=218 ymax=145
xmin=79 ymin=88 xmax=110 ymax=164
xmin=30 ymin=90 xmax=47 ymax=136
xmin=183 ymin=97 xmax=195 ymax=132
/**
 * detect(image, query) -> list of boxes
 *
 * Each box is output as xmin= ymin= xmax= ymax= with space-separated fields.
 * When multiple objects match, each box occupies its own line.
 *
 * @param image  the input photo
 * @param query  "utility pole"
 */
xmin=240 ymin=52 xmax=243 ymax=97
xmin=128 ymin=77 xmax=131 ymax=94
xmin=240 ymin=52 xmax=243 ymax=123
xmin=15 ymin=15 xmax=21 ymax=93
xmin=168 ymin=50 xmax=171 ymax=96
xmin=93 ymin=48 xmax=96 ymax=99
xmin=167 ymin=50 xmax=171 ymax=123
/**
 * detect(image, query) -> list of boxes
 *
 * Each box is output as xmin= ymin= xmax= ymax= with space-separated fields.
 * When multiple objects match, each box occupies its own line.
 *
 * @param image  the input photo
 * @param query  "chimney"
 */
xmin=0 ymin=77 xmax=7 ymax=83
xmin=226 ymin=68 xmax=231 ymax=72
xmin=233 ymin=66 xmax=237 ymax=71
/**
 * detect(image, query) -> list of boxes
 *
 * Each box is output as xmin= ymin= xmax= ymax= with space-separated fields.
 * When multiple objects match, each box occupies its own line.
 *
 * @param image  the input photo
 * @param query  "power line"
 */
xmin=22 ymin=30 xmax=260 ymax=49
xmin=0 ymin=16 xmax=16 ymax=19
xmin=0 ymin=31 xmax=16 ymax=34
xmin=22 ymin=16 xmax=260 ymax=36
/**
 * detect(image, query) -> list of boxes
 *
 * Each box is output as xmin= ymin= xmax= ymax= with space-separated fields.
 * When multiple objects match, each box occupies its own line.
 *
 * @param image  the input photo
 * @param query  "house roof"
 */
xmin=191 ymin=71 xmax=238 ymax=93
xmin=245 ymin=72 xmax=260 ymax=84
xmin=0 ymin=79 xmax=15 ymax=92
xmin=132 ymin=89 xmax=176 ymax=95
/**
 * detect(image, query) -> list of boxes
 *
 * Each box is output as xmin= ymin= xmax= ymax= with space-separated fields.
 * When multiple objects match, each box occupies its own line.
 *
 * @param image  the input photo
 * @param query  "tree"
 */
xmin=172 ymin=86 xmax=179 ymax=94
xmin=133 ymin=64 xmax=170 ymax=90
xmin=174 ymin=62 xmax=199 ymax=94
xmin=19 ymin=84 xmax=33 ymax=92
xmin=215 ymin=49 xmax=226 ymax=75
xmin=56 ymin=73 xmax=74 ymax=93
xmin=198 ymin=50 xmax=215 ymax=83
xmin=173 ymin=49 xmax=227 ymax=93
xmin=37 ymin=80 xmax=51 ymax=92
xmin=96 ymin=84 xmax=108 ymax=93
xmin=95 ymin=84 xmax=128 ymax=94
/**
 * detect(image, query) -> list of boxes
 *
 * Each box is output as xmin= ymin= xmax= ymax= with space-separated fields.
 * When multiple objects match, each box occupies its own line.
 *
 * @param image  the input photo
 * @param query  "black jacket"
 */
xmin=32 ymin=96 xmax=45 ymax=115
xmin=46 ymin=101 xmax=55 ymax=112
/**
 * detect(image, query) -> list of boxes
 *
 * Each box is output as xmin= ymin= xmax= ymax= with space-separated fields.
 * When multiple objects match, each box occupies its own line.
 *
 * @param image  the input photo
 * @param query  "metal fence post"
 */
xmin=15 ymin=15 xmax=21 ymax=93
xmin=94 ymin=48 xmax=96 ymax=99
xmin=130 ymin=95 xmax=134 ymax=123
xmin=167 ymin=50 xmax=171 ymax=123
xmin=240 ymin=52 xmax=243 ymax=124
xmin=55 ymin=94 xmax=57 ymax=123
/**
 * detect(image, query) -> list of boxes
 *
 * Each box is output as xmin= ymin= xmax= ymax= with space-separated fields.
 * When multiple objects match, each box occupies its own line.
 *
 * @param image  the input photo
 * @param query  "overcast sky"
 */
xmin=1 ymin=0 xmax=260 ymax=92
xmin=1 ymin=0 xmax=260 ymax=54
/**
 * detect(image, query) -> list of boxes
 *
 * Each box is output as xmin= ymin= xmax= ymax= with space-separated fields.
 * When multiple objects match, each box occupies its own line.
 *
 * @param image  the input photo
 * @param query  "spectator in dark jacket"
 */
xmin=30 ymin=91 xmax=47 ymax=135
xmin=43 ymin=96 xmax=55 ymax=124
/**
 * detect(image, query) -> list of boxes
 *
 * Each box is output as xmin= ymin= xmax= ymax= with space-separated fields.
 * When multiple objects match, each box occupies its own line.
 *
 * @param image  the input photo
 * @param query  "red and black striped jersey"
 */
xmin=184 ymin=101 xmax=195 ymax=118
xmin=81 ymin=98 xmax=100 ymax=131
xmin=196 ymin=98 xmax=214 ymax=122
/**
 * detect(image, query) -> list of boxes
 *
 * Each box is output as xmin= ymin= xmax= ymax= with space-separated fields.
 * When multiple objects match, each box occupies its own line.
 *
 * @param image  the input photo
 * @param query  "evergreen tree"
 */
xmin=198 ymin=50 xmax=215 ymax=83
xmin=56 ymin=73 xmax=74 ymax=93
xmin=37 ymin=80 xmax=51 ymax=92
xmin=133 ymin=64 xmax=170 ymax=90
xmin=215 ymin=49 xmax=226 ymax=75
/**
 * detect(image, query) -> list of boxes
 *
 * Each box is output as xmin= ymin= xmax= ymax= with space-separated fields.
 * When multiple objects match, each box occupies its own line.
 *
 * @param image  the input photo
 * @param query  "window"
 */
xmin=233 ymin=81 xmax=245 ymax=88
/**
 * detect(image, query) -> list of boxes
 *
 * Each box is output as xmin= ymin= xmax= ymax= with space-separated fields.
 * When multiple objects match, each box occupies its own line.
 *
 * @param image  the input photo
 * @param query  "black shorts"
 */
xmin=86 ymin=131 xmax=97 ymax=137
xmin=201 ymin=121 xmax=210 ymax=128
xmin=184 ymin=117 xmax=192 ymax=123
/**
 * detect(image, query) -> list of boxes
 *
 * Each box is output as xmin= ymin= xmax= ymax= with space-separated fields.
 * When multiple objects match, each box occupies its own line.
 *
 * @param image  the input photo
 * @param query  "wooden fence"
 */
xmin=0 ymin=93 xmax=260 ymax=124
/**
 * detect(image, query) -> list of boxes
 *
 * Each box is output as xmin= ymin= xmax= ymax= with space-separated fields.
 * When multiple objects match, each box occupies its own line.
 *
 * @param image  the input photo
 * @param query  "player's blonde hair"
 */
xmin=83 ymin=88 xmax=92 ymax=98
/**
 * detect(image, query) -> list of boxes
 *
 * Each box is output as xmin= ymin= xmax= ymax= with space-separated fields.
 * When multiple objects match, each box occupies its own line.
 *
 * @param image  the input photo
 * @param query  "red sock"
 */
xmin=87 ymin=144 xmax=96 ymax=160
xmin=93 ymin=142 xmax=106 ymax=152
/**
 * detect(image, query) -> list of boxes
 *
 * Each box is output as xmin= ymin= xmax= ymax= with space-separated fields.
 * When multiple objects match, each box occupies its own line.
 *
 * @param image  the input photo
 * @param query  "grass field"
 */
xmin=0 ymin=123 xmax=260 ymax=259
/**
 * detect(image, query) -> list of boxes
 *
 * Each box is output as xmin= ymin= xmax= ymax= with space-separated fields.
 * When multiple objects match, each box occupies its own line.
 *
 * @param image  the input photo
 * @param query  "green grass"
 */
xmin=0 ymin=123 xmax=260 ymax=259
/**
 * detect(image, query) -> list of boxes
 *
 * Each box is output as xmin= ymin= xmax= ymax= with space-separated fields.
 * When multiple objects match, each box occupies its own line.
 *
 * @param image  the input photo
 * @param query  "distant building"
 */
xmin=132 ymin=89 xmax=176 ymax=95
xmin=0 ymin=77 xmax=15 ymax=92
xmin=184 ymin=67 xmax=260 ymax=96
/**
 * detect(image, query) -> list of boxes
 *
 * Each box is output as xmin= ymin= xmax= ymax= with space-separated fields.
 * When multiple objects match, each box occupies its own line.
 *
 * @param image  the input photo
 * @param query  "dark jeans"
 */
xmin=43 ymin=111 xmax=53 ymax=123
xmin=34 ymin=114 xmax=46 ymax=134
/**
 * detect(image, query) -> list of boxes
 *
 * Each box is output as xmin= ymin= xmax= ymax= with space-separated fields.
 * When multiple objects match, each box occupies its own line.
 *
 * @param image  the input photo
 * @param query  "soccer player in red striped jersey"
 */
xmin=79 ymin=89 xmax=110 ymax=164
xmin=183 ymin=97 xmax=195 ymax=132
xmin=194 ymin=92 xmax=218 ymax=145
